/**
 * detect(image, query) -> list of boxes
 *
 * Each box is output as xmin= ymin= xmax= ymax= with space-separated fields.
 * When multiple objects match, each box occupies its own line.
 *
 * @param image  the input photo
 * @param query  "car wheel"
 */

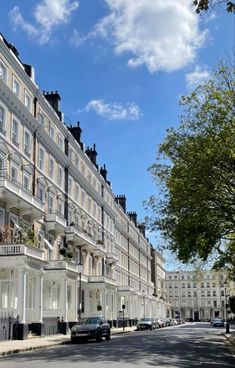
xmin=106 ymin=332 xmax=111 ymax=341
xmin=96 ymin=333 xmax=102 ymax=342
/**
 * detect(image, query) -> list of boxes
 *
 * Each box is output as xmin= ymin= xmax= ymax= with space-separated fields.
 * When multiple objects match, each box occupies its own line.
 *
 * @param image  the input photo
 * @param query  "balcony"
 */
xmin=44 ymin=211 xmax=67 ymax=234
xmin=0 ymin=174 xmax=44 ymax=217
xmin=66 ymin=224 xmax=99 ymax=251
xmin=88 ymin=275 xmax=116 ymax=287
xmin=0 ymin=243 xmax=44 ymax=261
xmin=106 ymin=252 xmax=118 ymax=264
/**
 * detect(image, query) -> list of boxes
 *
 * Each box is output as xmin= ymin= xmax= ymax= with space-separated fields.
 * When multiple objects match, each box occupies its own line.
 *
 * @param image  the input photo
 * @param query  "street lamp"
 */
xmin=224 ymin=280 xmax=230 ymax=334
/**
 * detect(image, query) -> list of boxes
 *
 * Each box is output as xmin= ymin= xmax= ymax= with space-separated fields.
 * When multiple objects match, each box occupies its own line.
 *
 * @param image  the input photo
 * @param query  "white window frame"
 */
xmin=58 ymin=134 xmax=63 ymax=151
xmin=0 ymin=101 xmax=6 ymax=134
xmin=24 ymin=129 xmax=31 ymax=156
xmin=12 ymin=116 xmax=19 ymax=146
xmin=23 ymin=171 xmax=31 ymax=192
xmin=68 ymin=176 xmax=72 ymax=195
xmin=49 ymin=157 xmax=54 ymax=179
xmin=58 ymin=166 xmax=63 ymax=187
xmin=38 ymin=111 xmax=45 ymax=127
xmin=10 ymin=163 xmax=19 ymax=183
xmin=49 ymin=124 xmax=55 ymax=140
xmin=38 ymin=146 xmax=45 ymax=171
xmin=13 ymin=77 xmax=20 ymax=98
xmin=38 ymin=184 xmax=45 ymax=202
xmin=48 ymin=194 xmax=54 ymax=213
xmin=58 ymin=201 xmax=64 ymax=216
xmin=0 ymin=60 xmax=7 ymax=83
xmin=24 ymin=90 xmax=32 ymax=111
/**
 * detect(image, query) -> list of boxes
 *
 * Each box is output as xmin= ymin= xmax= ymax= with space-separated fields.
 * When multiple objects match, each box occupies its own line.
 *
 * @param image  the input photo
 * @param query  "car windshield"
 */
xmin=140 ymin=318 xmax=151 ymax=322
xmin=85 ymin=318 xmax=101 ymax=324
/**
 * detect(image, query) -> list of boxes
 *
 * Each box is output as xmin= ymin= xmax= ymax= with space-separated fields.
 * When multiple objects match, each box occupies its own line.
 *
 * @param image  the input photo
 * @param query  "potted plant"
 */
xmin=59 ymin=247 xmax=67 ymax=256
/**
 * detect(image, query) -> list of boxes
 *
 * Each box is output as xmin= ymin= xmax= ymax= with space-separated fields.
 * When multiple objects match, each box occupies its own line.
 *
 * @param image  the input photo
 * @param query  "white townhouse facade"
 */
xmin=0 ymin=34 xmax=163 ymax=340
xmin=151 ymin=248 xmax=167 ymax=317
xmin=165 ymin=270 xmax=232 ymax=321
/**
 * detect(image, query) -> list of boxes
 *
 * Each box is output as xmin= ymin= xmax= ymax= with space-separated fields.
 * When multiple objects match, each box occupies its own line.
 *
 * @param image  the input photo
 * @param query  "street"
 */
xmin=0 ymin=323 xmax=235 ymax=368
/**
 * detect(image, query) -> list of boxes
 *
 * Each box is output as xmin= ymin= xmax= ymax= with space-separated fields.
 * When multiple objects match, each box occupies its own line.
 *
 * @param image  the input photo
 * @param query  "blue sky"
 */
xmin=0 ymin=1 xmax=234 ymax=256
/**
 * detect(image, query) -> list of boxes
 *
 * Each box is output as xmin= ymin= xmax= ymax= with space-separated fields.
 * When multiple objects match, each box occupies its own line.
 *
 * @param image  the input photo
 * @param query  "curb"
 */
xmin=0 ymin=329 xmax=136 ymax=357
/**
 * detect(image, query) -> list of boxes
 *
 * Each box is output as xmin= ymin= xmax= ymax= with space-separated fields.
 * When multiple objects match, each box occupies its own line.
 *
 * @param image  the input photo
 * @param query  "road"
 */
xmin=0 ymin=322 xmax=235 ymax=368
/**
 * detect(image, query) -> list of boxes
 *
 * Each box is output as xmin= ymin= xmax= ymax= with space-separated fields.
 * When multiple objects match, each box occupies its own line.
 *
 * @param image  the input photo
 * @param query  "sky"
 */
xmin=0 ymin=0 xmax=234 ymax=265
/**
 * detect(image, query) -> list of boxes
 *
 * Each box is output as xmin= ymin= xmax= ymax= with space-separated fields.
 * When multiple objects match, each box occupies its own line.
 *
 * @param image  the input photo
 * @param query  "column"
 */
xmin=17 ymin=269 xmax=27 ymax=323
xmin=101 ymin=288 xmax=106 ymax=318
xmin=61 ymin=278 xmax=68 ymax=322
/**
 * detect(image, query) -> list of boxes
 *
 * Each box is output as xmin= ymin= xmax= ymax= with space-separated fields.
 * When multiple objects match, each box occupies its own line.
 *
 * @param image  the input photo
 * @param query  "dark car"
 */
xmin=212 ymin=318 xmax=224 ymax=327
xmin=136 ymin=317 xmax=156 ymax=330
xmin=71 ymin=316 xmax=111 ymax=342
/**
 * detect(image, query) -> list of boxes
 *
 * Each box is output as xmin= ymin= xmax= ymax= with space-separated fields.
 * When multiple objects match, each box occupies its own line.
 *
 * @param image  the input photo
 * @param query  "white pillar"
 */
xmin=17 ymin=269 xmax=27 ymax=323
xmin=61 ymin=278 xmax=68 ymax=322
xmin=101 ymin=289 xmax=106 ymax=318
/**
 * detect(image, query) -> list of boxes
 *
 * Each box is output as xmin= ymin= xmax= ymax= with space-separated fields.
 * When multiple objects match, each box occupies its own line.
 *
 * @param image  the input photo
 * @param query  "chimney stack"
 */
xmin=85 ymin=144 xmax=98 ymax=168
xmin=43 ymin=91 xmax=62 ymax=120
xmin=128 ymin=211 xmax=137 ymax=226
xmin=138 ymin=224 xmax=146 ymax=237
xmin=100 ymin=164 xmax=107 ymax=181
xmin=115 ymin=195 xmax=126 ymax=213
xmin=68 ymin=121 xmax=83 ymax=149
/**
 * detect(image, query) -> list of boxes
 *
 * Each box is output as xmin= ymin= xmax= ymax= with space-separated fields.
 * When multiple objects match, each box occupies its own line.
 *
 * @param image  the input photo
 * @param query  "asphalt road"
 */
xmin=0 ymin=323 xmax=235 ymax=368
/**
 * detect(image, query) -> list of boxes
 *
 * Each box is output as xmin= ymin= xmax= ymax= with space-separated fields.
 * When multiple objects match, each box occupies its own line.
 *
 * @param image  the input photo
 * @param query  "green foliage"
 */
xmin=193 ymin=0 xmax=235 ymax=13
xmin=145 ymin=61 xmax=235 ymax=276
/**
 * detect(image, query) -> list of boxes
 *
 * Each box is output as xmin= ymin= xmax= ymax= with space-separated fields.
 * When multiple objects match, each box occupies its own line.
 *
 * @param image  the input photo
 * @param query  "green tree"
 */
xmin=193 ymin=1 xmax=235 ymax=13
xmin=145 ymin=62 xmax=235 ymax=278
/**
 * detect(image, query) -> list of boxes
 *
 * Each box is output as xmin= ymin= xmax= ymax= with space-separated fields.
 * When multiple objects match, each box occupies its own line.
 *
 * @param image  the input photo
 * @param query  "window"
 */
xmin=39 ymin=147 xmax=45 ymax=171
xmin=23 ymin=172 xmax=30 ymax=192
xmin=58 ymin=166 xmax=63 ymax=187
xmin=58 ymin=134 xmax=63 ymax=150
xmin=49 ymin=124 xmax=54 ymax=140
xmin=0 ymin=102 xmax=6 ymax=133
xmin=48 ymin=195 xmax=54 ymax=213
xmin=13 ymin=77 xmax=20 ymax=98
xmin=24 ymin=91 xmax=32 ymax=111
xmin=38 ymin=185 xmax=45 ymax=202
xmin=49 ymin=158 xmax=54 ymax=179
xmin=68 ymin=176 xmax=72 ymax=195
xmin=11 ymin=164 xmax=18 ymax=182
xmin=12 ymin=117 xmax=19 ymax=145
xmin=75 ymin=184 xmax=79 ymax=202
xmin=74 ymin=154 xmax=79 ymax=167
xmin=58 ymin=201 xmax=64 ymax=216
xmin=24 ymin=130 xmax=31 ymax=156
xmin=81 ymin=190 xmax=85 ymax=207
xmin=0 ymin=60 xmax=7 ymax=83
xmin=213 ymin=291 xmax=216 ymax=297
xmin=38 ymin=111 xmax=45 ymax=127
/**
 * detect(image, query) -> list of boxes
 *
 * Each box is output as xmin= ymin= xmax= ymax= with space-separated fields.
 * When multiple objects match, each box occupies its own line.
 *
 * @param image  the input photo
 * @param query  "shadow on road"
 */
xmin=2 ymin=327 xmax=235 ymax=367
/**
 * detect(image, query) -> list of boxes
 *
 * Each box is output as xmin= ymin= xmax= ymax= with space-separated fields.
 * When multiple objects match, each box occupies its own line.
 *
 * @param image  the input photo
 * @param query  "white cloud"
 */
xmin=81 ymin=99 xmax=142 ymax=120
xmin=9 ymin=0 xmax=79 ymax=44
xmin=186 ymin=66 xmax=210 ymax=89
xmin=94 ymin=0 xmax=207 ymax=73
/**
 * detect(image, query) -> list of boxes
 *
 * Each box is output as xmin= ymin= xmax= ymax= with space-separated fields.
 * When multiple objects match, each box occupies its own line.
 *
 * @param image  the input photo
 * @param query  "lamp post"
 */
xmin=224 ymin=280 xmax=230 ymax=334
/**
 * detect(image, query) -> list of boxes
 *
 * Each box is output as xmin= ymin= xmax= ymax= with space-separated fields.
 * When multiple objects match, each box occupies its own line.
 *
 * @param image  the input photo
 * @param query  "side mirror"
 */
xmin=99 ymin=320 xmax=103 ymax=325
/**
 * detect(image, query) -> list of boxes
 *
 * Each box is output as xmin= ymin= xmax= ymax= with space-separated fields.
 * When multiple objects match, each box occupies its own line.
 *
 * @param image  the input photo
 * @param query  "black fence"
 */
xmin=0 ymin=314 xmax=19 ymax=341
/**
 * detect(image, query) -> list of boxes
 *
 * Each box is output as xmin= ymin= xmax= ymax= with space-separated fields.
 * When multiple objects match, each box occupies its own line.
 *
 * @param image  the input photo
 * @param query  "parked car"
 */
xmin=136 ymin=317 xmax=156 ymax=330
xmin=71 ymin=316 xmax=111 ymax=342
xmin=212 ymin=318 xmax=224 ymax=327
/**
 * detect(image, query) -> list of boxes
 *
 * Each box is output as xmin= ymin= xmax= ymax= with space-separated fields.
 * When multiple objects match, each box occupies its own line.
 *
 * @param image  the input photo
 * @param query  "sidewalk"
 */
xmin=0 ymin=326 xmax=136 ymax=357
